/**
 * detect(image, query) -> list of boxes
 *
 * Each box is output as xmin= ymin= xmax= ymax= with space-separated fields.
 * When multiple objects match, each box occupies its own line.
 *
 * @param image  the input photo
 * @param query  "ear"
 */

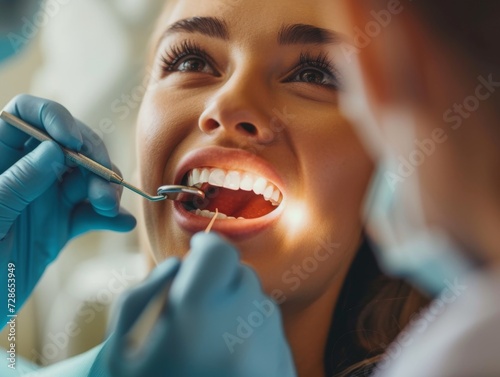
xmin=341 ymin=1 xmax=429 ymax=110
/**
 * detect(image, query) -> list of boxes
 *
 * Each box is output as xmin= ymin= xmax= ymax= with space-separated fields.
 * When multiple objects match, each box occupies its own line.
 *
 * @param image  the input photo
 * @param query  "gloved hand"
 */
xmin=0 ymin=94 xmax=136 ymax=323
xmin=101 ymin=233 xmax=297 ymax=377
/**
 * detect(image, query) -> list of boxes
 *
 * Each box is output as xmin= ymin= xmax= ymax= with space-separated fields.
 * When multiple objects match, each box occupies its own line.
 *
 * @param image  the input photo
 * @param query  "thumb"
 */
xmin=70 ymin=204 xmax=137 ymax=238
xmin=0 ymin=141 xmax=65 ymax=238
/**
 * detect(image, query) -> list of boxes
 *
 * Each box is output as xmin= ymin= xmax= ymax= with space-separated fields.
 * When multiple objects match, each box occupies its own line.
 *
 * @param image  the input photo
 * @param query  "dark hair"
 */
xmin=324 ymin=238 xmax=429 ymax=376
xmin=409 ymin=1 xmax=500 ymax=70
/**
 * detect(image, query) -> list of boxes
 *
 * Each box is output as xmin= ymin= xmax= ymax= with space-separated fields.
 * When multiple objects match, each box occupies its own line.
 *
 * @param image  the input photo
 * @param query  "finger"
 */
xmin=0 ymin=94 xmax=83 ymax=150
xmin=0 ymin=140 xmax=24 ymax=174
xmin=0 ymin=141 xmax=64 ymax=238
xmin=58 ymin=166 xmax=133 ymax=236
xmin=58 ymin=153 xmax=123 ymax=220
xmin=69 ymin=203 xmax=137 ymax=238
xmin=87 ymin=175 xmax=121 ymax=217
xmin=23 ymin=137 xmax=41 ymax=154
xmin=75 ymin=119 xmax=122 ymax=217
xmin=169 ymin=232 xmax=241 ymax=306
xmin=59 ymin=168 xmax=88 ymax=206
xmin=63 ymin=172 xmax=122 ymax=219
xmin=111 ymin=258 xmax=181 ymax=336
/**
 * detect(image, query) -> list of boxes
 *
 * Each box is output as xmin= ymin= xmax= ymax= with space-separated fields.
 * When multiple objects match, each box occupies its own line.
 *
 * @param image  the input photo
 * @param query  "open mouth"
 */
xmin=181 ymin=167 xmax=283 ymax=220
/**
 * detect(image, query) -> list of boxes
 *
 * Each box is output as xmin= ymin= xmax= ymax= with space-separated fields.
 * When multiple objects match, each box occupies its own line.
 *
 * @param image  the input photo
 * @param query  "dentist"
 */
xmin=331 ymin=1 xmax=500 ymax=376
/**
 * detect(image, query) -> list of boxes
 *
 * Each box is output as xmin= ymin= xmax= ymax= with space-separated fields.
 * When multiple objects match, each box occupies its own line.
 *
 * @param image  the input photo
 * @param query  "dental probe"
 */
xmin=0 ymin=111 xmax=205 ymax=202
xmin=126 ymin=209 xmax=219 ymax=353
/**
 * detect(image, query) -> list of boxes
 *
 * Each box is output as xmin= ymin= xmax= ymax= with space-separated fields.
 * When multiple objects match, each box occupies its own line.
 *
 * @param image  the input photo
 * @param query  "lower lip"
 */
xmin=173 ymin=201 xmax=284 ymax=240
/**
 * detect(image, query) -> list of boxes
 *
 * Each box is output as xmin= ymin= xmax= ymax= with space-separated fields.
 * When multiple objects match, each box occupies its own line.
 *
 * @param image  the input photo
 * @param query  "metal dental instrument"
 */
xmin=0 ymin=111 xmax=205 ymax=202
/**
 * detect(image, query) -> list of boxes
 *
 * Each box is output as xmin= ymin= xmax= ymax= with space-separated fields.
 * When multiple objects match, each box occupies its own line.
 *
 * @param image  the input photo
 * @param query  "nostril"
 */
xmin=237 ymin=122 xmax=257 ymax=136
xmin=203 ymin=119 xmax=220 ymax=132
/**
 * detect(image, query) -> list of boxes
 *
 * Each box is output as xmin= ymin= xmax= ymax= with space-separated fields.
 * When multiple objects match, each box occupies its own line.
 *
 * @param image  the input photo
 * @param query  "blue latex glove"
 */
xmin=101 ymin=233 xmax=297 ymax=377
xmin=0 ymin=94 xmax=136 ymax=324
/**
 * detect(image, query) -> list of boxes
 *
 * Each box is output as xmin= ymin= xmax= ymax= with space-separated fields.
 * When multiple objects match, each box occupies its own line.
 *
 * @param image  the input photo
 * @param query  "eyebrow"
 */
xmin=163 ymin=16 xmax=229 ymax=40
xmin=159 ymin=17 xmax=339 ymax=47
xmin=278 ymin=23 xmax=339 ymax=45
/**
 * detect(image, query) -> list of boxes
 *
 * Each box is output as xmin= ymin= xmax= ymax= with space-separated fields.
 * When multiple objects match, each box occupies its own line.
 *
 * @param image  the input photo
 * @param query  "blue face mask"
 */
xmin=364 ymin=156 xmax=473 ymax=296
xmin=337 ymin=54 xmax=474 ymax=296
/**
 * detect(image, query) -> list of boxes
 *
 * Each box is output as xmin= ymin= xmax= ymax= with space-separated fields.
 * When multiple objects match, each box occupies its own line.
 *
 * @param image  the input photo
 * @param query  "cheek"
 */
xmin=238 ymin=228 xmax=358 ymax=307
xmin=137 ymin=91 xmax=195 ymax=189
xmin=136 ymin=90 xmax=198 ymax=261
xmin=288 ymin=116 xmax=373 ymax=285
xmin=248 ymin=115 xmax=373 ymax=301
xmin=298 ymin=114 xmax=373 ymax=239
xmin=137 ymin=97 xmax=164 ymax=191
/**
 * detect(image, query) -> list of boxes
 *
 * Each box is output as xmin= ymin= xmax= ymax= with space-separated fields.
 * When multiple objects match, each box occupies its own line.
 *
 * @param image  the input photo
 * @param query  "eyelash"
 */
xmin=159 ymin=41 xmax=341 ymax=89
xmin=160 ymin=40 xmax=212 ymax=72
xmin=288 ymin=52 xmax=341 ymax=89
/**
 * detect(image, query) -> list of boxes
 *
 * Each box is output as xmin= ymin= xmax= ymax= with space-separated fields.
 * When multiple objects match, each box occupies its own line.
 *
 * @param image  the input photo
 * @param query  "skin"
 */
xmin=136 ymin=1 xmax=373 ymax=376
xmin=329 ymin=1 xmax=500 ymax=268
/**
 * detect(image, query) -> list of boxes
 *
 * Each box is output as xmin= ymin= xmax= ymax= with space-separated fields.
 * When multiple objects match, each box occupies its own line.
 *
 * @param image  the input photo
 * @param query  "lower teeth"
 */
xmin=191 ymin=209 xmax=245 ymax=220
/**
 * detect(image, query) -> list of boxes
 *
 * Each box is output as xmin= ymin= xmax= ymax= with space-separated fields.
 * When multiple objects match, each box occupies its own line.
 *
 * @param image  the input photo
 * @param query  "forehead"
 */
xmin=154 ymin=0 xmax=341 ymax=42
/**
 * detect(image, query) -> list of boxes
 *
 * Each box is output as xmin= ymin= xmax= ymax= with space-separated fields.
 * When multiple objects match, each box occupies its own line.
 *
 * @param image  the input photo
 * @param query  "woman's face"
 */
xmin=137 ymin=0 xmax=373 ymax=304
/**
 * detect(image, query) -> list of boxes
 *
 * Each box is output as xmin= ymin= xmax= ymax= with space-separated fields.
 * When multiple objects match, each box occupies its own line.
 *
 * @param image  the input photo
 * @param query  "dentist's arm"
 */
xmin=0 ymin=94 xmax=136 ymax=326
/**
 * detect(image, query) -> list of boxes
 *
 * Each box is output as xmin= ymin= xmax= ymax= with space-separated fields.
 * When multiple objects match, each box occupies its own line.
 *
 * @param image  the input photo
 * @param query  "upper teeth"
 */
xmin=187 ymin=167 xmax=282 ymax=206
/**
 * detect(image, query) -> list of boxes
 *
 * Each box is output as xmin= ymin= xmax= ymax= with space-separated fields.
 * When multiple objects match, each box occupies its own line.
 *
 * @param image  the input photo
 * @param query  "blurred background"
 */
xmin=0 ymin=0 xmax=165 ymax=367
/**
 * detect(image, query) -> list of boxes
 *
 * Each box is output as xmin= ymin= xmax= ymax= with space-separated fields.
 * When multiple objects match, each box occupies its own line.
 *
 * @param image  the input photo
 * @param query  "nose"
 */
xmin=198 ymin=76 xmax=276 ymax=145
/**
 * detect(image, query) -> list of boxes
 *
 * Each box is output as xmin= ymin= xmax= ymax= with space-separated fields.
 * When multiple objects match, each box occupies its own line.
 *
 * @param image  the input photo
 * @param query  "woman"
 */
xmin=0 ymin=0 xmax=427 ymax=376
xmin=131 ymin=0 xmax=427 ymax=375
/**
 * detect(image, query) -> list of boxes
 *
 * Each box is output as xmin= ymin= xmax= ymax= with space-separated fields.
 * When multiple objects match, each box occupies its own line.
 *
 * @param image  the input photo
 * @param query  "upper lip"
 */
xmin=173 ymin=146 xmax=286 ymax=196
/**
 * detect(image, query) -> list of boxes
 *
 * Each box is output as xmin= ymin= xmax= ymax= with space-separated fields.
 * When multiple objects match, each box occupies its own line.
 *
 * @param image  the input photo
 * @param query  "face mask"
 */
xmin=338 ymin=53 xmax=474 ymax=295
xmin=363 ymin=155 xmax=473 ymax=296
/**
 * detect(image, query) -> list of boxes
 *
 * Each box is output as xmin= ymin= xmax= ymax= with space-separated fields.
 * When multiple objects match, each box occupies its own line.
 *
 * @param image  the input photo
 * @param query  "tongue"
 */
xmin=192 ymin=184 xmax=275 ymax=219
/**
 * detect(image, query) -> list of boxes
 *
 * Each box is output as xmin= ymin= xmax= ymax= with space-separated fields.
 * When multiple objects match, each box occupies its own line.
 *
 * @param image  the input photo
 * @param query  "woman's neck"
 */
xmin=280 ymin=272 xmax=348 ymax=377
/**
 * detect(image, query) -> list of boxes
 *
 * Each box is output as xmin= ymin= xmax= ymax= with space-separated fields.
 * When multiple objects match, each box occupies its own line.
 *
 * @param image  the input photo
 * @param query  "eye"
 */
xmin=293 ymin=69 xmax=331 ymax=85
xmin=285 ymin=52 xmax=341 ymax=90
xmin=176 ymin=57 xmax=212 ymax=73
xmin=159 ymin=40 xmax=218 ymax=76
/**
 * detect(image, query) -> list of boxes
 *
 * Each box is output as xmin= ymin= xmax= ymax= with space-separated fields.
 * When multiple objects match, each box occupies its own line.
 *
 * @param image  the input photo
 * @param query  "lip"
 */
xmin=172 ymin=146 xmax=286 ymax=240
